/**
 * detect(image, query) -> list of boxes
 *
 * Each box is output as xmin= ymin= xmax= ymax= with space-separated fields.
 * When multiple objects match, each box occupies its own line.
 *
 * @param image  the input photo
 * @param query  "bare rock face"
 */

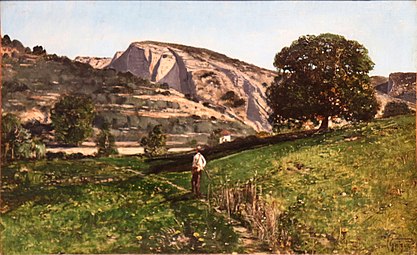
xmin=371 ymin=74 xmax=416 ymax=116
xmin=107 ymin=41 xmax=275 ymax=132
xmin=74 ymin=56 xmax=112 ymax=69
xmin=372 ymin=73 xmax=416 ymax=103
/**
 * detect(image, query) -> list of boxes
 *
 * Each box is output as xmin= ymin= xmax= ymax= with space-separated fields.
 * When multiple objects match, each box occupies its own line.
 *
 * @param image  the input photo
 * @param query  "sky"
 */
xmin=1 ymin=1 xmax=416 ymax=76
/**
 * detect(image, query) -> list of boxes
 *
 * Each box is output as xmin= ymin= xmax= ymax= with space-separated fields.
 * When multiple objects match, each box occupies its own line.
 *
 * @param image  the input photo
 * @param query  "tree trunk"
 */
xmin=319 ymin=116 xmax=329 ymax=130
xmin=4 ymin=143 xmax=10 ymax=163
xmin=11 ymin=145 xmax=15 ymax=161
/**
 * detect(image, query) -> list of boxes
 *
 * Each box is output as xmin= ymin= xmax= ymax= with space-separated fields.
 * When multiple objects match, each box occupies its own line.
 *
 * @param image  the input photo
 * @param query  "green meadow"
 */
xmin=1 ymin=114 xmax=416 ymax=254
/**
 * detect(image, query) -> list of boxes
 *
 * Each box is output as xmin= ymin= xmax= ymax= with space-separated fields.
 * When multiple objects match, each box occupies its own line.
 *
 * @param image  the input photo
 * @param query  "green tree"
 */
xmin=95 ymin=121 xmax=118 ymax=156
xmin=50 ymin=95 xmax=95 ymax=146
xmin=2 ymin=34 xmax=11 ymax=45
xmin=207 ymin=129 xmax=222 ymax=147
xmin=2 ymin=113 xmax=22 ymax=162
xmin=32 ymin=45 xmax=46 ymax=55
xmin=1 ymin=113 xmax=45 ymax=162
xmin=140 ymin=125 xmax=167 ymax=157
xmin=267 ymin=33 xmax=379 ymax=130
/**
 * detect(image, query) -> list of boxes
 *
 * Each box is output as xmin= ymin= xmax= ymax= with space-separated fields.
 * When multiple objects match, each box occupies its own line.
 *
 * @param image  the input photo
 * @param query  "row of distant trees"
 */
xmin=2 ymin=34 xmax=46 ymax=55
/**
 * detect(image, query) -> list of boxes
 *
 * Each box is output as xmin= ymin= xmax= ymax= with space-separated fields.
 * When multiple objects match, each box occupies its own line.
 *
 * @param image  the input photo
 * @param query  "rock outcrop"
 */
xmin=74 ymin=56 xmax=112 ymax=69
xmin=371 ymin=73 xmax=416 ymax=116
xmin=104 ymin=41 xmax=276 ymax=132
xmin=372 ymin=73 xmax=416 ymax=103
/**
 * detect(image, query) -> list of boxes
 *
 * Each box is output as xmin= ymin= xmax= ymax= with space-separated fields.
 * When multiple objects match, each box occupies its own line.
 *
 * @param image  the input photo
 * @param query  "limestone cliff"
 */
xmin=105 ymin=41 xmax=275 ymax=132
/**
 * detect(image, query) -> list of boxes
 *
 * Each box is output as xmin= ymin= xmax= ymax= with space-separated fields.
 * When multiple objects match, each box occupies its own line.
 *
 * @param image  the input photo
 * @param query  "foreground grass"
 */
xmin=198 ymin=114 xmax=416 ymax=254
xmin=1 ymin=114 xmax=415 ymax=254
xmin=1 ymin=158 xmax=240 ymax=254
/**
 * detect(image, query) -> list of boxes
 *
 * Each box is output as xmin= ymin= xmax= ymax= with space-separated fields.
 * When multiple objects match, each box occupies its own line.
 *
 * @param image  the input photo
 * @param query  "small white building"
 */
xmin=219 ymin=130 xmax=232 ymax=144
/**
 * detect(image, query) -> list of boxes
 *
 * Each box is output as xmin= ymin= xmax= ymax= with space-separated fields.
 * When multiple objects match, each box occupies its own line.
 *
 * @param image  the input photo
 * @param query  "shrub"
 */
xmin=140 ymin=125 xmax=167 ymax=157
xmin=221 ymin=91 xmax=236 ymax=101
xmin=2 ymin=34 xmax=11 ymax=45
xmin=1 ymin=113 xmax=46 ymax=162
xmin=207 ymin=129 xmax=222 ymax=147
xmin=160 ymin=83 xmax=170 ymax=89
xmin=32 ymin=45 xmax=46 ymax=55
xmin=50 ymin=95 xmax=95 ymax=146
xmin=96 ymin=121 xmax=118 ymax=157
xmin=233 ymin=98 xmax=246 ymax=107
xmin=383 ymin=101 xmax=412 ymax=118
xmin=11 ymin=39 xmax=25 ymax=51
xmin=188 ymin=139 xmax=198 ymax=147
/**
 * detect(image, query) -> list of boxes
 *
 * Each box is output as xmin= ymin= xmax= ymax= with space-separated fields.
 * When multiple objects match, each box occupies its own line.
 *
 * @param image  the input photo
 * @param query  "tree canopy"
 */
xmin=50 ymin=95 xmax=95 ymax=146
xmin=1 ymin=113 xmax=45 ymax=162
xmin=140 ymin=125 xmax=167 ymax=157
xmin=95 ymin=121 xmax=118 ymax=156
xmin=267 ymin=33 xmax=379 ymax=130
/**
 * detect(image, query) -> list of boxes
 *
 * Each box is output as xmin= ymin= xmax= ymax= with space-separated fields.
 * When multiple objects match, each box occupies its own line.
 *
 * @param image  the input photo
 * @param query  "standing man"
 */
xmin=192 ymin=146 xmax=206 ymax=197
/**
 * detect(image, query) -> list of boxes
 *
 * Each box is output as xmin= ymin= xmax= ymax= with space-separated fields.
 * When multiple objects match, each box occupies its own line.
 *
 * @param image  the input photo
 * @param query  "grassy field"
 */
xmin=1 ymin=114 xmax=416 ymax=254
xmin=1 ymin=157 xmax=243 ymax=254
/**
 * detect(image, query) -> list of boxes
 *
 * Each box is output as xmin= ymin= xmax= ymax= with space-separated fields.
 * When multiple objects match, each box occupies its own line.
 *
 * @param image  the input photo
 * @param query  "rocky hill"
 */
xmin=3 ymin=35 xmax=414 ymax=146
xmin=372 ymin=73 xmax=416 ymax=102
xmin=78 ymin=41 xmax=276 ymax=132
xmin=371 ymin=73 xmax=416 ymax=115
xmin=1 ymin=36 xmax=255 ymax=145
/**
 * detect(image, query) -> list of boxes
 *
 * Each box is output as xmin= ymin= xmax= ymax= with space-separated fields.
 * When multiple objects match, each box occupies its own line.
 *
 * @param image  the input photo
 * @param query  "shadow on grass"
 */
xmin=146 ymin=129 xmax=318 ymax=175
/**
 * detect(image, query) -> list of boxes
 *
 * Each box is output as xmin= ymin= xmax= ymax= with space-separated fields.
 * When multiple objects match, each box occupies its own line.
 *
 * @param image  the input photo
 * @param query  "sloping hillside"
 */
xmin=2 ymin=114 xmax=415 ymax=254
xmin=162 ymin=113 xmax=417 ymax=254
xmin=1 ymin=36 xmax=255 ymax=144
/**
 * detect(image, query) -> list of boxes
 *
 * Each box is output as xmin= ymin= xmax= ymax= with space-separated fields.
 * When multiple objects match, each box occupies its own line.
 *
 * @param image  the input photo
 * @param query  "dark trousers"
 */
xmin=191 ymin=170 xmax=202 ymax=196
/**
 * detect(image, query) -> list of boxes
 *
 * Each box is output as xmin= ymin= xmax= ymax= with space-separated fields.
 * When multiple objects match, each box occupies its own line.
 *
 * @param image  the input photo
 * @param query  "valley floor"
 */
xmin=1 ymin=114 xmax=416 ymax=254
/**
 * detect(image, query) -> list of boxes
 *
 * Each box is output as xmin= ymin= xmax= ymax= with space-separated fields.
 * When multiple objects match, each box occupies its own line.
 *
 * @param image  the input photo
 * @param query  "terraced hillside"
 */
xmin=78 ymin=41 xmax=276 ymax=132
xmin=1 ymin=37 xmax=255 ymax=144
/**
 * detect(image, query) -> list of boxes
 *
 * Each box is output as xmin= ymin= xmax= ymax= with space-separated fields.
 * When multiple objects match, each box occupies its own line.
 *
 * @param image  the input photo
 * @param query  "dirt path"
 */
xmin=123 ymin=167 xmax=268 ymax=253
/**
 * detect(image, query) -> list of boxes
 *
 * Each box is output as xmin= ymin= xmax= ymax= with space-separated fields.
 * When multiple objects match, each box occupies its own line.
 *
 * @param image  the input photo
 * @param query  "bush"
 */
xmin=96 ymin=121 xmax=118 ymax=157
xmin=1 ymin=113 xmax=46 ymax=162
xmin=200 ymin=71 xmax=215 ymax=79
xmin=50 ymin=95 xmax=95 ymax=146
xmin=221 ymin=91 xmax=236 ymax=101
xmin=233 ymin=98 xmax=246 ymax=107
xmin=207 ymin=129 xmax=222 ymax=147
xmin=32 ymin=45 xmax=46 ymax=55
xmin=2 ymin=34 xmax=11 ymax=45
xmin=188 ymin=139 xmax=198 ymax=147
xmin=383 ymin=101 xmax=412 ymax=118
xmin=160 ymin=83 xmax=170 ymax=90
xmin=221 ymin=91 xmax=245 ymax=107
xmin=11 ymin=39 xmax=25 ymax=52
xmin=140 ymin=125 xmax=167 ymax=157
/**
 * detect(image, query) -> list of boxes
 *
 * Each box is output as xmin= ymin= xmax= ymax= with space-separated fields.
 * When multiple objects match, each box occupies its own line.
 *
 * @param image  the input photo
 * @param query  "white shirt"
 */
xmin=192 ymin=152 xmax=206 ymax=171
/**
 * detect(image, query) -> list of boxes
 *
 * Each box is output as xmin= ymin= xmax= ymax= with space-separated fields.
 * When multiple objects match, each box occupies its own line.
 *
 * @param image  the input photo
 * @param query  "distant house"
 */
xmin=219 ymin=129 xmax=231 ymax=144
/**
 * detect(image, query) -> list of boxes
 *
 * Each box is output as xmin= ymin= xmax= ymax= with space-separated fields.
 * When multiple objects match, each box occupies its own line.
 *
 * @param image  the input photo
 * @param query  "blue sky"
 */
xmin=1 ymin=1 xmax=416 ymax=76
